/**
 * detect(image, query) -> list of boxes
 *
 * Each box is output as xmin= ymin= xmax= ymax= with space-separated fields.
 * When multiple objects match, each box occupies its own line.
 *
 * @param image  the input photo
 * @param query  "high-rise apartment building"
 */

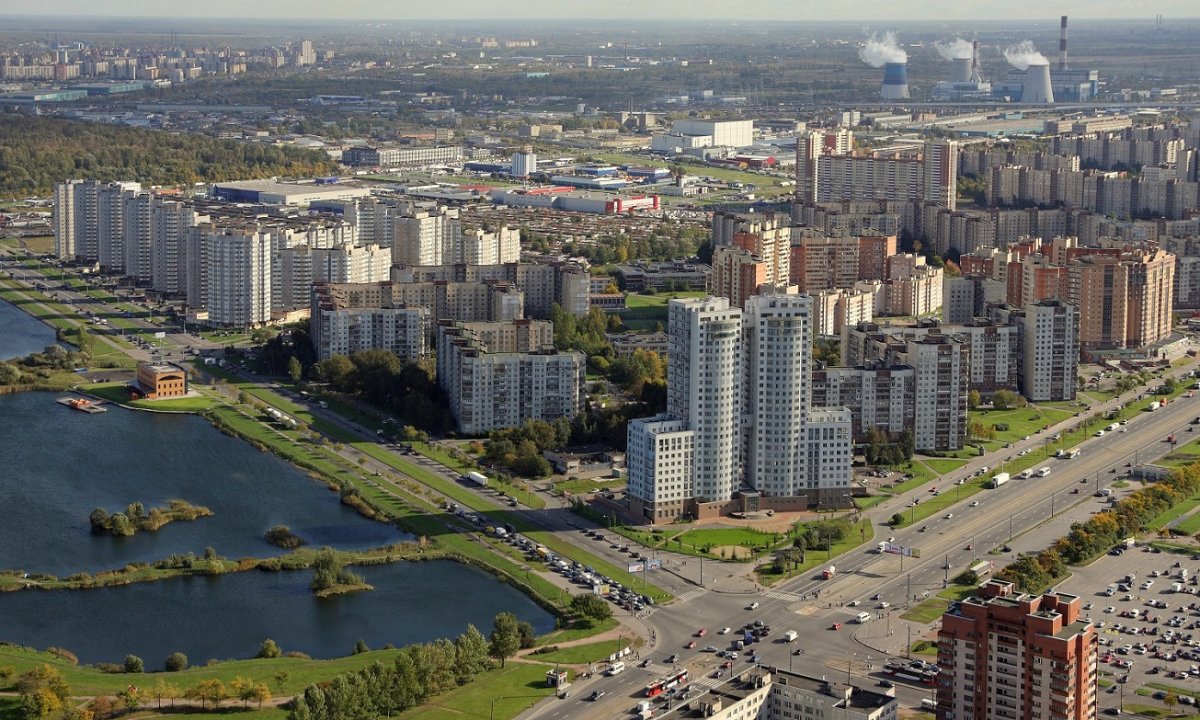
xmin=1068 ymin=249 xmax=1175 ymax=350
xmin=436 ymin=320 xmax=585 ymax=434
xmin=795 ymin=136 xmax=958 ymax=211
xmin=896 ymin=336 xmax=969 ymax=453
xmin=1017 ymin=300 xmax=1080 ymax=402
xmin=627 ymin=295 xmax=854 ymax=522
xmin=310 ymin=283 xmax=430 ymax=361
xmin=790 ymin=231 xmax=861 ymax=292
xmin=667 ymin=297 xmax=743 ymax=503
xmin=937 ymin=580 xmax=1098 ymax=720
xmin=711 ymin=246 xmax=768 ymax=309
xmin=203 ymin=225 xmax=275 ymax=327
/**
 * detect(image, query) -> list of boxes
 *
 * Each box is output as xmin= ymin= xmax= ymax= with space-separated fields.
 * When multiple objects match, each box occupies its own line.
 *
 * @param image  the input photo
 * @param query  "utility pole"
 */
xmin=907 ymin=572 xmax=911 ymax=601
xmin=1009 ymin=514 xmax=1014 ymax=543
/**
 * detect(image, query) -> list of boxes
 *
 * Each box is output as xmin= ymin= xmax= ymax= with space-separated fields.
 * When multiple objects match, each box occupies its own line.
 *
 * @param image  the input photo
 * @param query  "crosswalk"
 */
xmin=764 ymin=589 xmax=800 ymax=601
xmin=691 ymin=674 xmax=725 ymax=690
xmin=674 ymin=587 xmax=708 ymax=603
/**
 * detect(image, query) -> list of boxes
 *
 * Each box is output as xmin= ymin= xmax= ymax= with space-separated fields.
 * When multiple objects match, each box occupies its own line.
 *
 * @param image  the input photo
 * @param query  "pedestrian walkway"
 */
xmin=764 ymin=589 xmax=800 ymax=601
xmin=673 ymin=587 xmax=708 ymax=603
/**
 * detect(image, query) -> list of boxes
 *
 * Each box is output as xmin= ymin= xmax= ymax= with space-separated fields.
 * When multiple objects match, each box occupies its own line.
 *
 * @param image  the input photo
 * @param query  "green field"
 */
xmin=618 ymin=291 xmax=706 ymax=330
xmin=527 ymin=640 xmax=627 ymax=665
xmin=674 ymin=526 xmax=786 ymax=556
xmin=1174 ymin=511 xmax=1200 ymax=536
xmin=922 ymin=458 xmax=969 ymax=475
xmin=755 ymin=520 xmax=874 ymax=586
xmin=968 ymin=405 xmax=1076 ymax=445
xmin=396 ymin=662 xmax=559 ymax=720
xmin=82 ymin=381 xmax=219 ymax=412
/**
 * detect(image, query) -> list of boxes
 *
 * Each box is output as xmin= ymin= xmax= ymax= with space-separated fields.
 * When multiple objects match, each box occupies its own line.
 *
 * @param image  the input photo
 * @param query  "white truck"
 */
xmin=1149 ymin=401 xmax=1162 ymax=411
xmin=464 ymin=471 xmax=489 ymax=487
xmin=990 ymin=472 xmax=1010 ymax=488
xmin=783 ymin=630 xmax=799 ymax=642
xmin=1056 ymin=449 xmax=1081 ymax=459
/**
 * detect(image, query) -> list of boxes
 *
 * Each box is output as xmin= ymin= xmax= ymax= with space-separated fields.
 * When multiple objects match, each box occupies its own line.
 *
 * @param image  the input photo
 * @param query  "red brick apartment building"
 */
xmin=937 ymin=580 xmax=1098 ymax=720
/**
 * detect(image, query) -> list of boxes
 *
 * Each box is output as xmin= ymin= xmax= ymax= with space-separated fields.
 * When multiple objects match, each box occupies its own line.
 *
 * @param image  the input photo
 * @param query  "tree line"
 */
xmin=0 ymin=113 xmax=339 ymax=194
xmin=995 ymin=462 xmax=1200 ymax=593
xmin=288 ymin=611 xmax=532 ymax=720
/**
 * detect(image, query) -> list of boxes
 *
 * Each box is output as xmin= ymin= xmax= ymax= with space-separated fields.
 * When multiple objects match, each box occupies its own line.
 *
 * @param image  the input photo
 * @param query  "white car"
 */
xmin=719 ymin=627 xmax=732 ymax=635
xmin=970 ymin=501 xmax=980 ymax=507
xmin=944 ymin=513 xmax=954 ymax=520
xmin=747 ymin=602 xmax=760 ymax=610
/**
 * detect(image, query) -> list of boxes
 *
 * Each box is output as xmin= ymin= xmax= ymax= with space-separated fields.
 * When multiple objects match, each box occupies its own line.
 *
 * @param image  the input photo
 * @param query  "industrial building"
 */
xmin=209 ymin=180 xmax=372 ymax=207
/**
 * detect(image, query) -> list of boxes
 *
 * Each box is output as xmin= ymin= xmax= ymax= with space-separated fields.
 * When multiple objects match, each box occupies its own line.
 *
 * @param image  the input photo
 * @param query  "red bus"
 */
xmin=644 ymin=669 xmax=689 ymax=697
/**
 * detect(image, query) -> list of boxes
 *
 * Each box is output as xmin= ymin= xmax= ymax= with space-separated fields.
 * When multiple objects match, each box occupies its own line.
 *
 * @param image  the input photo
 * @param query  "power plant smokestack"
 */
xmin=970 ymin=40 xmax=983 ymax=83
xmin=1023 ymin=62 xmax=1055 ymax=104
xmin=951 ymin=57 xmax=971 ymax=83
xmin=1058 ymin=15 xmax=1068 ymax=70
xmin=881 ymin=62 xmax=910 ymax=100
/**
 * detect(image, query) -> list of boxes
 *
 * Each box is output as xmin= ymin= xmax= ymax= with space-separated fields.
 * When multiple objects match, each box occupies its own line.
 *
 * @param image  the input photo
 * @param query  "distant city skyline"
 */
xmin=1 ymin=0 xmax=1197 ymax=22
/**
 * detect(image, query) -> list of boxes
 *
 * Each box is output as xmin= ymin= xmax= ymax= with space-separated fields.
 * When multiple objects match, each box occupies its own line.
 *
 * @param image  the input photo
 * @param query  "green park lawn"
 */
xmin=675 ymin=526 xmax=786 ymax=554
xmin=619 ymin=291 xmax=706 ymax=330
xmin=528 ymin=640 xmax=628 ymax=665
xmin=969 ymin=405 xmax=1076 ymax=445
xmin=396 ymin=662 xmax=559 ymax=720
xmin=755 ymin=520 xmax=874 ymax=586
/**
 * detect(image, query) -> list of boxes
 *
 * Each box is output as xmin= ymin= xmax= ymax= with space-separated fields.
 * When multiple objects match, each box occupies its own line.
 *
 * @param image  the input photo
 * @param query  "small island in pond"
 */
xmin=265 ymin=524 xmax=306 ymax=549
xmin=89 ymin=500 xmax=213 ymax=537
xmin=311 ymin=547 xmax=373 ymax=598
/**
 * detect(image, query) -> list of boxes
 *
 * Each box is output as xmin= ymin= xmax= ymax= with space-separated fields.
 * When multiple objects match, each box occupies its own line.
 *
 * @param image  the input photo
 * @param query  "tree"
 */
xmin=991 ymin=389 xmax=1025 ymax=410
xmin=256 ymin=639 xmax=282 ymax=659
xmin=570 ymin=593 xmax=614 ymax=621
xmin=1164 ymin=691 xmax=1178 ymax=710
xmin=230 ymin=677 xmax=254 ymax=708
xmin=150 ymin=678 xmax=179 ymax=709
xmin=354 ymin=639 xmax=370 ymax=654
xmin=454 ymin=624 xmax=491 ymax=683
xmin=287 ymin=356 xmax=303 ymax=383
xmin=16 ymin=666 xmax=70 ymax=720
xmin=272 ymin=671 xmax=290 ymax=695
xmin=192 ymin=679 xmax=225 ymax=710
xmin=967 ymin=388 xmax=981 ymax=410
xmin=117 ymin=687 xmax=140 ymax=712
xmin=164 ymin=652 xmax=188 ymax=672
xmin=249 ymin=683 xmax=271 ymax=708
xmin=890 ymin=513 xmax=905 ymax=527
xmin=489 ymin=612 xmax=521 ymax=667
xmin=123 ymin=654 xmax=143 ymax=673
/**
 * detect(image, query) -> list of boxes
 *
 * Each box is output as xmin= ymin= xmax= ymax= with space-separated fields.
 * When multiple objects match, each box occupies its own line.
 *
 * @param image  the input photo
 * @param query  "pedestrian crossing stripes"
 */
xmin=692 ymin=676 xmax=724 ymax=689
xmin=764 ymin=589 xmax=799 ymax=601
xmin=674 ymin=587 xmax=707 ymax=603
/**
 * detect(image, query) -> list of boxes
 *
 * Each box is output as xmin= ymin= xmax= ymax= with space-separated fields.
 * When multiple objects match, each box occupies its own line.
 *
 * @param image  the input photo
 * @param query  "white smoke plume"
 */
xmin=935 ymin=38 xmax=974 ymax=61
xmin=1003 ymin=40 xmax=1050 ymax=70
xmin=858 ymin=31 xmax=907 ymax=68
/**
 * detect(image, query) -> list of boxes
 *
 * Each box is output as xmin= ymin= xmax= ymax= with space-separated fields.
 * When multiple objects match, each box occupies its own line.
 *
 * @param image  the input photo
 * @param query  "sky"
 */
xmin=1 ymin=0 xmax=1197 ymax=21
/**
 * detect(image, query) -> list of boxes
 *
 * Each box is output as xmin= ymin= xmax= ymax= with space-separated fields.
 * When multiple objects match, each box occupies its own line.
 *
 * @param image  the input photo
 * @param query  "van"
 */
xmin=856 ymin=612 xmax=872 ymax=624
xmin=1037 ymin=467 xmax=1052 ymax=477
xmin=921 ymin=698 xmax=937 ymax=710
xmin=606 ymin=661 xmax=625 ymax=676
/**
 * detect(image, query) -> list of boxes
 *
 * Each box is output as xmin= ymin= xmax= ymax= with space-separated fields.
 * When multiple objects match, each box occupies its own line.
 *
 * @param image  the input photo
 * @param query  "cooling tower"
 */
xmin=881 ymin=62 xmax=910 ymax=100
xmin=951 ymin=57 xmax=972 ymax=83
xmin=1022 ymin=62 xmax=1055 ymax=104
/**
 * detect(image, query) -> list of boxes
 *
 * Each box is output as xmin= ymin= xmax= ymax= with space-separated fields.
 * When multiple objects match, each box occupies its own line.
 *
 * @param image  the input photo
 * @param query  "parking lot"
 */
xmin=1056 ymin=542 xmax=1200 ymax=713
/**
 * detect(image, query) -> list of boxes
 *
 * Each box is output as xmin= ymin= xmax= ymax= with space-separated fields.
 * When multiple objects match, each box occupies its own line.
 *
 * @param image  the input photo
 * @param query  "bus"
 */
xmin=645 ymin=669 xmax=689 ymax=697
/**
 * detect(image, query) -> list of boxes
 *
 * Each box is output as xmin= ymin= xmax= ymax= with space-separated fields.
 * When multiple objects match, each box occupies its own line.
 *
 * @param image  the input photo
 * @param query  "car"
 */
xmin=970 ymin=500 xmax=980 ymax=507
xmin=871 ymin=593 xmax=882 ymax=600
xmin=830 ymin=623 xmax=843 ymax=630
xmin=878 ymin=601 xmax=891 ymax=609
xmin=877 ymin=680 xmax=894 ymax=688
xmin=747 ymin=602 xmax=760 ymax=610
xmin=697 ymin=628 xmax=708 ymax=637
xmin=666 ymin=654 xmax=680 ymax=664
xmin=703 ymin=645 xmax=717 ymax=653
xmin=719 ymin=627 xmax=732 ymax=635
xmin=588 ymin=690 xmax=605 ymax=701
xmin=944 ymin=513 xmax=954 ymax=520
xmin=1084 ymin=602 xmax=1094 ymax=610
xmin=847 ymin=600 xmax=861 ymax=607
xmin=686 ymin=641 xmax=696 ymax=649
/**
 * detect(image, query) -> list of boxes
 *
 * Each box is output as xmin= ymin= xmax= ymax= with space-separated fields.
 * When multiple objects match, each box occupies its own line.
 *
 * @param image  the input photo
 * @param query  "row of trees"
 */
xmin=311 ymin=350 xmax=450 ymax=434
xmin=558 ymin=225 xmax=707 ymax=266
xmin=0 ymin=343 xmax=91 ymax=387
xmin=288 ymin=613 xmax=513 ymax=720
xmin=862 ymin=427 xmax=915 ymax=466
xmin=996 ymin=462 xmax=1200 ymax=592
xmin=0 ymin=114 xmax=339 ymax=194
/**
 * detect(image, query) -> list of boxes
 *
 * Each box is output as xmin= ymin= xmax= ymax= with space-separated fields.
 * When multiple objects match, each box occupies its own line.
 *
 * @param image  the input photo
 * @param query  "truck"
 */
xmin=855 ymin=612 xmax=872 ymax=624
xmin=535 ymin=545 xmax=550 ymax=559
xmin=1149 ymin=401 xmax=1162 ymax=411
xmin=822 ymin=565 xmax=837 ymax=579
xmin=464 ymin=471 xmax=489 ymax=487
xmin=990 ymin=472 xmax=1010 ymax=488
xmin=1057 ymin=449 xmax=1081 ymax=459
xmin=783 ymin=630 xmax=799 ymax=642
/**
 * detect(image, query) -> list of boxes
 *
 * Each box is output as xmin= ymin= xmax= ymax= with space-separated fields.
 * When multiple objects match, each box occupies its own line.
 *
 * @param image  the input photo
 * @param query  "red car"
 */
xmin=831 ymin=623 xmax=843 ymax=631
xmin=696 ymin=628 xmax=708 ymax=637
xmin=686 ymin=640 xmax=697 ymax=649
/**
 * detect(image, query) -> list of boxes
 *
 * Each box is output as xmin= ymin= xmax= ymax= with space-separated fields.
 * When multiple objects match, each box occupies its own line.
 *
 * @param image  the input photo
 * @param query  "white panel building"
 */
xmin=671 ymin=119 xmax=754 ymax=148
xmin=667 ymin=297 xmax=743 ymax=503
xmin=204 ymin=226 xmax=275 ymax=326
xmin=625 ymin=416 xmax=695 ymax=523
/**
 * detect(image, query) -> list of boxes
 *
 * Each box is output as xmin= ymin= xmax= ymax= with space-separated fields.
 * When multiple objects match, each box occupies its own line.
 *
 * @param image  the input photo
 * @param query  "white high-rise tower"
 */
xmin=667 ymin=297 xmax=742 ymax=502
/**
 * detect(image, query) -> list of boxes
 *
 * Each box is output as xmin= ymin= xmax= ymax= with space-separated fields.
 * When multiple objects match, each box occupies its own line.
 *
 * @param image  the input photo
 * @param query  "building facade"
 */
xmin=937 ymin=580 xmax=1098 ymax=720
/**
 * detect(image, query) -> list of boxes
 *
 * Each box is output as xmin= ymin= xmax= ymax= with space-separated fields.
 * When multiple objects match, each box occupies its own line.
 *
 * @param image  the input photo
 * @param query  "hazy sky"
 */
xmin=2 ymin=0 xmax=1196 ymax=21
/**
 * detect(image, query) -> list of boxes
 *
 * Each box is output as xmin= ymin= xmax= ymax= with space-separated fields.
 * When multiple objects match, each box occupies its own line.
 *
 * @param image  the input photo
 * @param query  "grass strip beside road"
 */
xmin=396 ymin=662 xmax=559 ymax=720
xmin=755 ymin=520 xmax=874 ymax=587
xmin=528 ymin=640 xmax=628 ymax=665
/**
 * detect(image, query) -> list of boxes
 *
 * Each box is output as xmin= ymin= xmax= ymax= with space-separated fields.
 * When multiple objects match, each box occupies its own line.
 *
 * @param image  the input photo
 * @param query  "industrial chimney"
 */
xmin=1058 ymin=16 xmax=1068 ymax=70
xmin=1023 ymin=62 xmax=1055 ymax=104
xmin=881 ymin=62 xmax=910 ymax=100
